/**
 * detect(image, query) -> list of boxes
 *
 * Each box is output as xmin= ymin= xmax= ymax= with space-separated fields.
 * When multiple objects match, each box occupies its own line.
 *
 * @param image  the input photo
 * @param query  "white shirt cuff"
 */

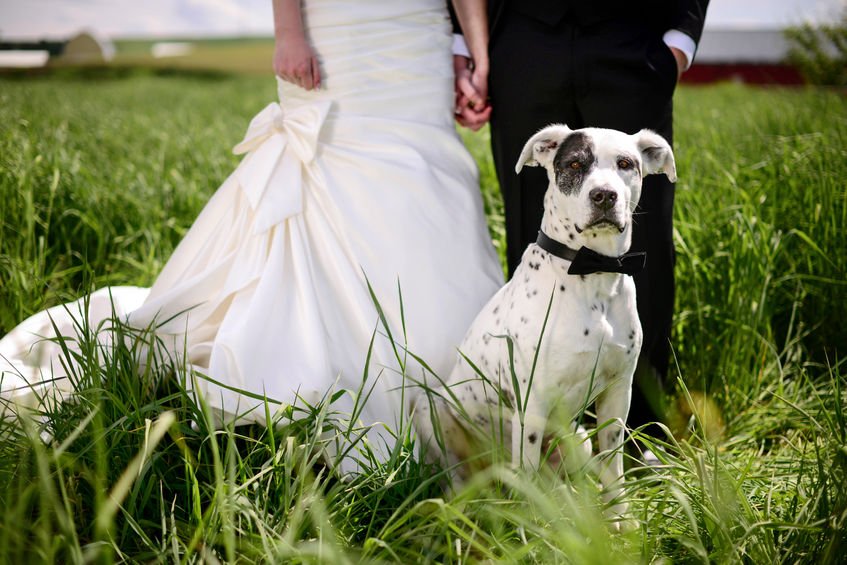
xmin=453 ymin=33 xmax=470 ymax=58
xmin=663 ymin=29 xmax=697 ymax=71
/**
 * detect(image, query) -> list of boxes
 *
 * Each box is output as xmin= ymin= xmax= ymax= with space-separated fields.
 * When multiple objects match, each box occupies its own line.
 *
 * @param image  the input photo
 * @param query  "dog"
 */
xmin=414 ymin=124 xmax=676 ymax=525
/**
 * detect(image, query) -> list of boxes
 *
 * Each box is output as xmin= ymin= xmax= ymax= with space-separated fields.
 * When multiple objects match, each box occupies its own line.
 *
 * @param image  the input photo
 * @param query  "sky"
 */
xmin=0 ymin=0 xmax=845 ymax=40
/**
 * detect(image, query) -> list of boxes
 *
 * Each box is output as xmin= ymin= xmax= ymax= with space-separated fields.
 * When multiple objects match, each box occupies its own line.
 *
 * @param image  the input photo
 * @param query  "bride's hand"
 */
xmin=273 ymin=34 xmax=321 ymax=91
xmin=454 ymin=55 xmax=491 ymax=131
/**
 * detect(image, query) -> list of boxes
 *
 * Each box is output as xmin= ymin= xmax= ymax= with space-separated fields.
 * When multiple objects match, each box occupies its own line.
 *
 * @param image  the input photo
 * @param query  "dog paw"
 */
xmin=611 ymin=516 xmax=639 ymax=534
xmin=605 ymin=503 xmax=637 ymax=534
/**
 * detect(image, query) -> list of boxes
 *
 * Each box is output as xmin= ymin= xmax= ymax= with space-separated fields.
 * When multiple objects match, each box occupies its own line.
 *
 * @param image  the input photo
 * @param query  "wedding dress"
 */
xmin=0 ymin=0 xmax=503 ymax=467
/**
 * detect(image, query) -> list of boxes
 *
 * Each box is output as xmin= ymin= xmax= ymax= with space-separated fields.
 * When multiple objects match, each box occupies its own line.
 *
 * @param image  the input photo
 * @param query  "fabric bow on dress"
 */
xmin=232 ymin=100 xmax=332 ymax=234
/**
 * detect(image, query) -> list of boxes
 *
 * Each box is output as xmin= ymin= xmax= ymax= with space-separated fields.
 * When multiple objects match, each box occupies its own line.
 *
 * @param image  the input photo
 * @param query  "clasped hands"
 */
xmin=453 ymin=55 xmax=491 ymax=131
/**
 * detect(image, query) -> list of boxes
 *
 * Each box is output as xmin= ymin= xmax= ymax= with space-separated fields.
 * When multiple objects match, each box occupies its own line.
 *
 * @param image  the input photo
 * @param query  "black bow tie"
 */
xmin=535 ymin=231 xmax=646 ymax=276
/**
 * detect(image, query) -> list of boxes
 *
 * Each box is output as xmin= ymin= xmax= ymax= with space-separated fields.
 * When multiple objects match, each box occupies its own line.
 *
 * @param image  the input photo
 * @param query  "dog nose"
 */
xmin=589 ymin=188 xmax=617 ymax=210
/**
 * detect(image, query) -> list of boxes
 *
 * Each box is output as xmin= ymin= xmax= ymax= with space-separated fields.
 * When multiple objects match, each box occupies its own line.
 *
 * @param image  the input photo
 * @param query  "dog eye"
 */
xmin=617 ymin=158 xmax=633 ymax=169
xmin=569 ymin=161 xmax=581 ymax=170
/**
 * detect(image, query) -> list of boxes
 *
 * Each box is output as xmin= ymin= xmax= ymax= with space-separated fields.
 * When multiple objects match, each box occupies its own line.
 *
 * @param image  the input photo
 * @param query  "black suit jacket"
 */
xmin=454 ymin=0 xmax=708 ymax=49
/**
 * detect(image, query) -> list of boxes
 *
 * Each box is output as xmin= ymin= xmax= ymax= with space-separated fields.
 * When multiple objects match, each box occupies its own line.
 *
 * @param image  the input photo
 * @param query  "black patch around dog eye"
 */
xmin=553 ymin=132 xmax=596 ymax=196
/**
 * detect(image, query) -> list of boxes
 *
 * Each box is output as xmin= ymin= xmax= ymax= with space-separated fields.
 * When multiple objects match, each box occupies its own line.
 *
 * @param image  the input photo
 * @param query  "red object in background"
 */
xmin=682 ymin=63 xmax=805 ymax=85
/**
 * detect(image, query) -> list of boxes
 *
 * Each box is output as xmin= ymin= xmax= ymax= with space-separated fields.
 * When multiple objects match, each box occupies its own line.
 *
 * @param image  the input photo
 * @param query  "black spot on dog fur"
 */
xmin=560 ymin=284 xmax=566 ymax=292
xmin=528 ymin=433 xmax=538 ymax=444
xmin=553 ymin=132 xmax=596 ymax=196
xmin=584 ymin=329 xmax=589 ymax=336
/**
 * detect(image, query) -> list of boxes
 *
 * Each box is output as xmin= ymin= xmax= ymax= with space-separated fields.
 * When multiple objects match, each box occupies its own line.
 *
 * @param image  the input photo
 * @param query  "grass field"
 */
xmin=0 ymin=69 xmax=845 ymax=563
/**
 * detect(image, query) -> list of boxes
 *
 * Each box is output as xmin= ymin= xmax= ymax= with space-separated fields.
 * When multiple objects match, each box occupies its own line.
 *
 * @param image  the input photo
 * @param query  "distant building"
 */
xmin=151 ymin=41 xmax=193 ymax=59
xmin=0 ymin=30 xmax=114 ymax=68
xmin=55 ymin=31 xmax=115 ymax=64
xmin=684 ymin=28 xmax=804 ymax=84
xmin=0 ymin=38 xmax=61 ymax=68
xmin=0 ymin=50 xmax=50 ymax=68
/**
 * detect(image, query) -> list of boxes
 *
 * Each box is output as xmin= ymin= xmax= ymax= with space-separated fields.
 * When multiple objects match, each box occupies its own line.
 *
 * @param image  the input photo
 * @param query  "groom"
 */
xmin=453 ymin=0 xmax=710 ymax=438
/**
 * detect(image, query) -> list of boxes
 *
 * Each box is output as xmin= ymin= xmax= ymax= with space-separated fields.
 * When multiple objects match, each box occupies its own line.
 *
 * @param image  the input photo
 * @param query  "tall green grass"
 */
xmin=1 ymin=73 xmax=845 ymax=562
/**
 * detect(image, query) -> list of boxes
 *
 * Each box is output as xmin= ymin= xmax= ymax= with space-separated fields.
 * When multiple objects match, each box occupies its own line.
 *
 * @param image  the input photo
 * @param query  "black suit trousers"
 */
xmin=488 ymin=10 xmax=679 ymax=428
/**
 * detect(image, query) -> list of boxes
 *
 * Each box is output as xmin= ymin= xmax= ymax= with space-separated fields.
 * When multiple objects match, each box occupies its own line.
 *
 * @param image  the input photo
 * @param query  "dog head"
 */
xmin=515 ymin=124 xmax=676 ymax=256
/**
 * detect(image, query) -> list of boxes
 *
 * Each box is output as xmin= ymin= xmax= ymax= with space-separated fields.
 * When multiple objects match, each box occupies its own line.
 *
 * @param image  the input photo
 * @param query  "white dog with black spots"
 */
xmin=414 ymin=124 xmax=677 ymax=528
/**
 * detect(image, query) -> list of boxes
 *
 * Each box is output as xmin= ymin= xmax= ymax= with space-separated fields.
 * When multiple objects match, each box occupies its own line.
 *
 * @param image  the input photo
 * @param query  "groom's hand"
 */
xmin=668 ymin=46 xmax=688 ymax=82
xmin=454 ymin=55 xmax=491 ymax=131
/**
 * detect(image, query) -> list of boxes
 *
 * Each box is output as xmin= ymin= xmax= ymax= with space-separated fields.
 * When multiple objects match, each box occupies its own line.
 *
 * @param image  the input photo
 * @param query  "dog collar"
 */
xmin=535 ymin=230 xmax=646 ymax=276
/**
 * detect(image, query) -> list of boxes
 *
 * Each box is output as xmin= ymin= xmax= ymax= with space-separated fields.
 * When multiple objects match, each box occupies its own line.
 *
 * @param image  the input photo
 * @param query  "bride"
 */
xmin=0 ymin=0 xmax=502 ymax=469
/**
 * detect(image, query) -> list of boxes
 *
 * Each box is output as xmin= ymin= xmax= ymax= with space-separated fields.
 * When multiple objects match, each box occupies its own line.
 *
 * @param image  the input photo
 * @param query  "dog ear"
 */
xmin=635 ymin=129 xmax=677 ymax=182
xmin=515 ymin=124 xmax=572 ymax=173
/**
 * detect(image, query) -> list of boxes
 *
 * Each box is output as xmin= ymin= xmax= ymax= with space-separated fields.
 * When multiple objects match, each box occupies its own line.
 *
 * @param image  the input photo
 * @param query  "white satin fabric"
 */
xmin=0 ymin=0 xmax=503 ymax=466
